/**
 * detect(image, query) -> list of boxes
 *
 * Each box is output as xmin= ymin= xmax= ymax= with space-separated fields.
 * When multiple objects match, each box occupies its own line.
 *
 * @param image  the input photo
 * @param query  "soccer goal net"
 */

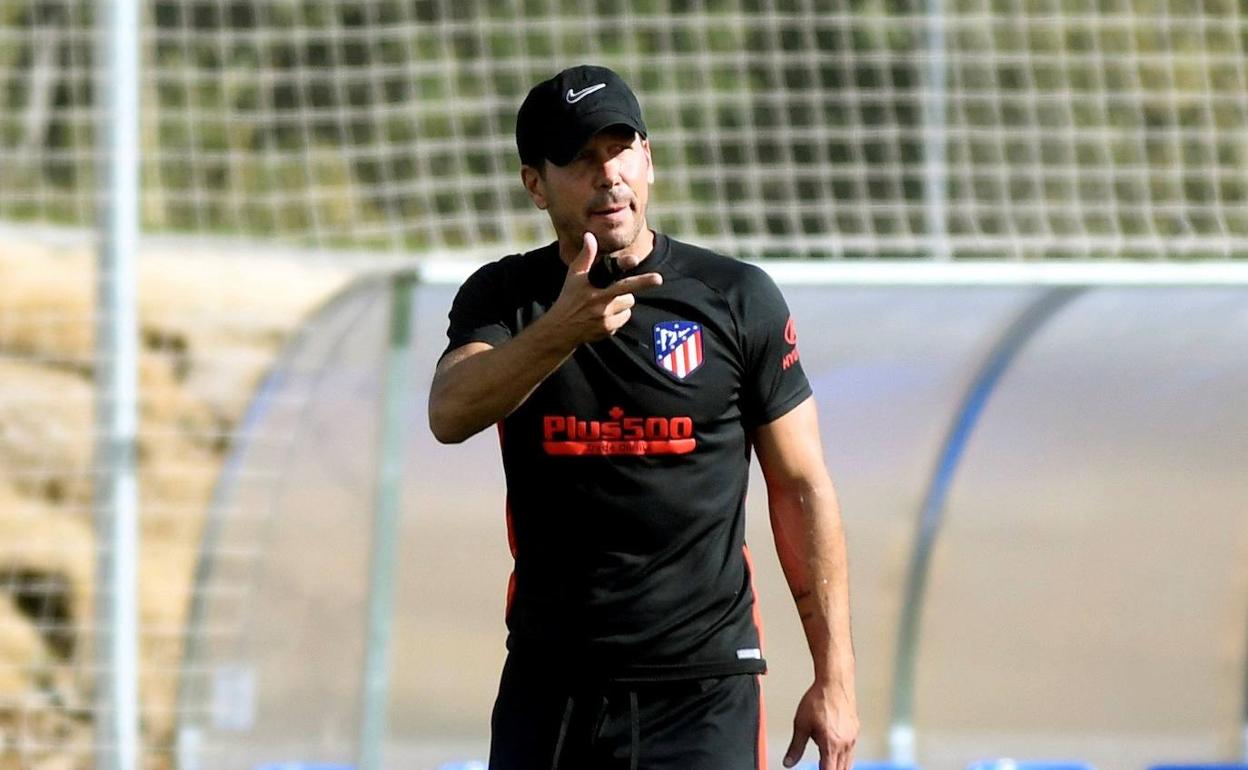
xmin=1 ymin=0 xmax=1246 ymax=260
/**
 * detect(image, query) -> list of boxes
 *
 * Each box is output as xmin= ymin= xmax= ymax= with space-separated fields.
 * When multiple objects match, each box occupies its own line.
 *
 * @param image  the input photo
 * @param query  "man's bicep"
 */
xmin=434 ymin=341 xmax=494 ymax=379
xmin=751 ymin=395 xmax=827 ymax=486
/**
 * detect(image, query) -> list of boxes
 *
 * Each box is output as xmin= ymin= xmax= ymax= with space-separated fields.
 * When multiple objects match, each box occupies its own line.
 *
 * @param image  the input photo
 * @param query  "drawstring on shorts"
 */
xmin=549 ymin=696 xmax=575 ymax=770
xmin=547 ymin=687 xmax=642 ymax=770
xmin=627 ymin=689 xmax=640 ymax=770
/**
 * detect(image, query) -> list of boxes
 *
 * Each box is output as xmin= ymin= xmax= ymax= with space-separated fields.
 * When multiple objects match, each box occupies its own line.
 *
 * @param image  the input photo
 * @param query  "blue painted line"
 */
xmin=889 ymin=287 xmax=1085 ymax=757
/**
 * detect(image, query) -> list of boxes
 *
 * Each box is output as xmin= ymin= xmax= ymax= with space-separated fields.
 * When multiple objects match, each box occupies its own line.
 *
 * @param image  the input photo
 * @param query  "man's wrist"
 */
xmin=811 ymin=676 xmax=858 ymax=710
xmin=813 ymin=660 xmax=857 ymax=691
xmin=528 ymin=309 xmax=583 ymax=358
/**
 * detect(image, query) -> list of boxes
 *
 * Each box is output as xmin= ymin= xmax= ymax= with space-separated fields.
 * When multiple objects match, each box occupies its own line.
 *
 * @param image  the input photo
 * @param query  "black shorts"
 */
xmin=487 ymin=654 xmax=767 ymax=770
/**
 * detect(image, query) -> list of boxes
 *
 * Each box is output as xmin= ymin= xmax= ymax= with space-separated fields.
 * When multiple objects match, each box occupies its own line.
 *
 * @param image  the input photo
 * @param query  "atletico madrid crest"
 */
xmin=653 ymin=320 xmax=704 ymax=380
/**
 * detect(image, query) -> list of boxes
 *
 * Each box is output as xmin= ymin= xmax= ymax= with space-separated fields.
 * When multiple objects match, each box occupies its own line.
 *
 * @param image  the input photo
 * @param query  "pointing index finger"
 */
xmin=608 ymin=272 xmax=663 ymax=296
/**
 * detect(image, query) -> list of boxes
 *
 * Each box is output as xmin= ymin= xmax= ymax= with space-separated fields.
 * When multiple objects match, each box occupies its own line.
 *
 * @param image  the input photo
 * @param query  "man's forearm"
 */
xmin=429 ymin=314 xmax=578 ymax=443
xmin=771 ymin=477 xmax=857 ymax=693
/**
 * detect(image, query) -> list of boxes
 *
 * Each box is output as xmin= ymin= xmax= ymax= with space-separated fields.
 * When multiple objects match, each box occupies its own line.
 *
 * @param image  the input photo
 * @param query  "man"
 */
xmin=428 ymin=64 xmax=858 ymax=770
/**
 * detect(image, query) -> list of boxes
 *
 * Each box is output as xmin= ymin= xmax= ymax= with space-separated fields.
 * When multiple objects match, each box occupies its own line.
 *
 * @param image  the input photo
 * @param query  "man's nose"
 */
xmin=594 ymin=156 xmax=622 ymax=188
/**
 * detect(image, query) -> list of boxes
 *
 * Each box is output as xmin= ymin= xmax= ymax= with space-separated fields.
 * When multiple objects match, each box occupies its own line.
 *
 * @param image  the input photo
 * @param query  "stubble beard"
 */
xmin=594 ymin=207 xmax=645 ymax=258
xmin=548 ymin=182 xmax=648 ymax=262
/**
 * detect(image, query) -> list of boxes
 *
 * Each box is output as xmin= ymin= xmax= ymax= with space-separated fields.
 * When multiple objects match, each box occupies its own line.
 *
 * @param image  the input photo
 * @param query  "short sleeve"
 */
xmin=738 ymin=267 xmax=813 ymax=428
xmin=441 ymin=261 xmax=514 ymax=360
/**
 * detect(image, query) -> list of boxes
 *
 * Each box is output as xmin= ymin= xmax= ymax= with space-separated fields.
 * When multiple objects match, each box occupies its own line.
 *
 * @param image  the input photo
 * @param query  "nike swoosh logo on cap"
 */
xmin=565 ymin=83 xmax=607 ymax=103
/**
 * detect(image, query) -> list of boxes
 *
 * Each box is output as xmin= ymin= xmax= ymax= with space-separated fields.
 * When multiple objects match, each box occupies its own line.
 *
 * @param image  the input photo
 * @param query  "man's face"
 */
xmin=522 ymin=126 xmax=654 ymax=256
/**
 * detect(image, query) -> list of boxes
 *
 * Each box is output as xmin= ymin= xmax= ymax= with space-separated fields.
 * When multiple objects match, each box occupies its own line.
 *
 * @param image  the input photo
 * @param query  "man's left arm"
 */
xmin=752 ymin=396 xmax=859 ymax=770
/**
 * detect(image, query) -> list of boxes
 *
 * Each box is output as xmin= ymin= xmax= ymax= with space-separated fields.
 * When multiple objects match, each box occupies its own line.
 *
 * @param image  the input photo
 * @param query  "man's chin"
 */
xmin=594 ymin=234 xmax=627 ymax=254
xmin=591 ymin=221 xmax=640 ymax=254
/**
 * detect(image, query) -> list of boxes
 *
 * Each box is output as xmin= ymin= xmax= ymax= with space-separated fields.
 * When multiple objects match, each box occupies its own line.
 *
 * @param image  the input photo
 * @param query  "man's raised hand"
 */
xmin=552 ymin=232 xmax=662 ymax=344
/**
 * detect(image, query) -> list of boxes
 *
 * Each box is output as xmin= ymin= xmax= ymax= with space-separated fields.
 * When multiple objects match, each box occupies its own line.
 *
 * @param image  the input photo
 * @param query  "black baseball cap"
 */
xmin=516 ymin=64 xmax=648 ymax=167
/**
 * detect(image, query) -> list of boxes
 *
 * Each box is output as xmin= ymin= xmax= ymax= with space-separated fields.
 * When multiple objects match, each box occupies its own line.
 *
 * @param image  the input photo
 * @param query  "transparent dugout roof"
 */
xmin=178 ymin=277 xmax=1248 ymax=770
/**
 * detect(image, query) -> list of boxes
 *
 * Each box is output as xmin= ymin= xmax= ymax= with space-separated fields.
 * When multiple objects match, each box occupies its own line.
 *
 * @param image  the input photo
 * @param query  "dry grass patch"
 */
xmin=0 ymin=237 xmax=349 ymax=769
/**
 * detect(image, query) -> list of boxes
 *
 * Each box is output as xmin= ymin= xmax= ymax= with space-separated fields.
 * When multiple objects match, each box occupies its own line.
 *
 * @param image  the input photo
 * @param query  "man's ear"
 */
xmin=520 ymin=164 xmax=548 ymax=210
xmin=642 ymin=138 xmax=655 ymax=184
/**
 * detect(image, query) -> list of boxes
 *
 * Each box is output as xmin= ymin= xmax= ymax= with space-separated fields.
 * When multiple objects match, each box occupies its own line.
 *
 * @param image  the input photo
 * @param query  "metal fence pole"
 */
xmin=94 ymin=1 xmax=141 ymax=770
xmin=923 ymin=0 xmax=951 ymax=261
xmin=358 ymin=272 xmax=418 ymax=770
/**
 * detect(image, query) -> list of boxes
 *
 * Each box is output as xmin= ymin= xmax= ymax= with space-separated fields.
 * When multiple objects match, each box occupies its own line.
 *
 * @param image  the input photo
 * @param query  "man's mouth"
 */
xmin=591 ymin=203 xmax=630 ymax=221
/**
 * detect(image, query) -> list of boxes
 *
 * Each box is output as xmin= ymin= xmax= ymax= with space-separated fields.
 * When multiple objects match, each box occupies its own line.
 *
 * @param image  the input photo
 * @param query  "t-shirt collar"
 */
xmin=617 ymin=230 xmax=669 ymax=277
xmin=544 ymin=229 xmax=670 ymax=277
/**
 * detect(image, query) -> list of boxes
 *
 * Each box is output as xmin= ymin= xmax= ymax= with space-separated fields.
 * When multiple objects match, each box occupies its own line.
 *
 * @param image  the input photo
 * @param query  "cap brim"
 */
xmin=548 ymin=110 xmax=647 ymax=166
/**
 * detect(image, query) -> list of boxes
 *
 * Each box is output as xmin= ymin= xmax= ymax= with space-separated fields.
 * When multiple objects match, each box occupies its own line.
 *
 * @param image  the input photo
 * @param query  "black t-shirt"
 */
xmin=441 ymin=232 xmax=812 ymax=682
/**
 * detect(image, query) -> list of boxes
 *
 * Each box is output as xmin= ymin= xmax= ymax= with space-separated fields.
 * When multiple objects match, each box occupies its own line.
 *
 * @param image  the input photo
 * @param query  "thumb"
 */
xmin=783 ymin=725 xmax=809 ymax=768
xmin=569 ymin=232 xmax=597 ymax=275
